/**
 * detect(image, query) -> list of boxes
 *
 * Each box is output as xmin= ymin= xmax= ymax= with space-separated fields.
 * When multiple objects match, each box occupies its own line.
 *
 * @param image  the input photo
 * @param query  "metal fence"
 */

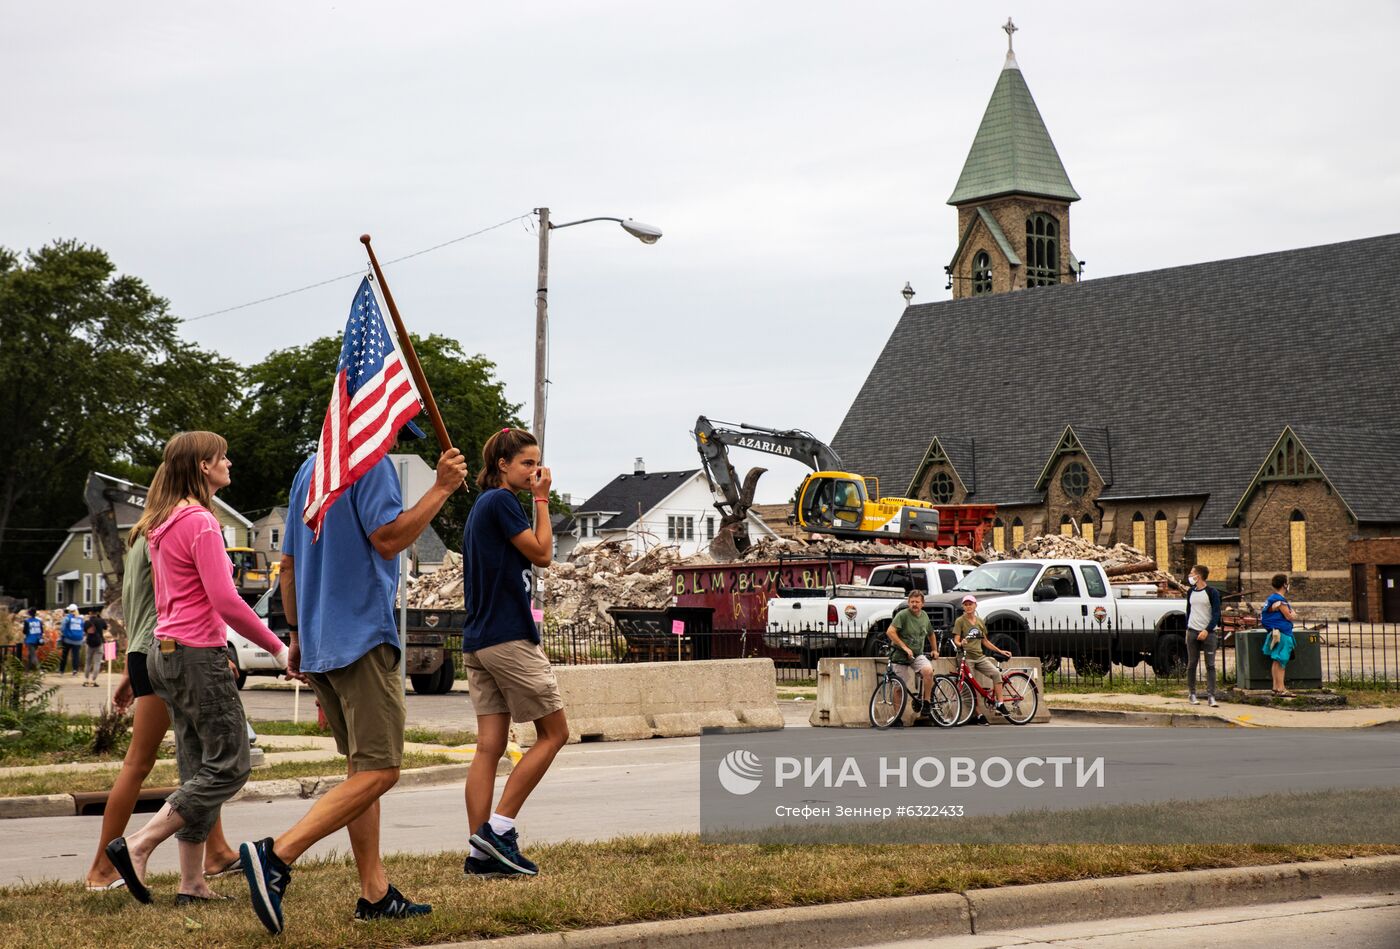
xmin=540 ymin=619 xmax=1400 ymax=691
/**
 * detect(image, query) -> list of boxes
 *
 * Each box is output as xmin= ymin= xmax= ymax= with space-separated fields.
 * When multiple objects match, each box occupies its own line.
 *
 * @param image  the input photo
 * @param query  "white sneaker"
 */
xmin=1188 ymin=694 xmax=1198 ymax=705
xmin=1208 ymin=696 xmax=1218 ymax=708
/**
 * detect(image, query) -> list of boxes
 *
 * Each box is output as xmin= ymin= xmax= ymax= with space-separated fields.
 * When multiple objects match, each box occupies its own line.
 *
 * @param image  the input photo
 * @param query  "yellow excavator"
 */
xmin=693 ymin=416 xmax=939 ymax=553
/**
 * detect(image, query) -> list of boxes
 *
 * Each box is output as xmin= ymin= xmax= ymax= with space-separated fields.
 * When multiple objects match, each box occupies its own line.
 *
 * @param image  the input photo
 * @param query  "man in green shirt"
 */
xmin=952 ymin=594 xmax=1013 ymax=716
xmin=886 ymin=590 xmax=938 ymax=718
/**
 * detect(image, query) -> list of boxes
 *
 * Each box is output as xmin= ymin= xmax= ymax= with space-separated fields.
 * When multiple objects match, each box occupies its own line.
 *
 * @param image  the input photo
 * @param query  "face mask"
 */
xmin=1187 ymin=575 xmax=1198 ymax=586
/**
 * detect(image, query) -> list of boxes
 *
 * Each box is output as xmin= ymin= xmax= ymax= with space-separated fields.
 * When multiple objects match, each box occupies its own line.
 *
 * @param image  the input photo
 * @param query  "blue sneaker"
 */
xmin=463 ymin=854 xmax=508 ymax=879
xmin=468 ymin=824 xmax=538 ymax=876
xmin=354 ymin=883 xmax=431 ymax=921
xmin=240 ymin=837 xmax=291 ymax=935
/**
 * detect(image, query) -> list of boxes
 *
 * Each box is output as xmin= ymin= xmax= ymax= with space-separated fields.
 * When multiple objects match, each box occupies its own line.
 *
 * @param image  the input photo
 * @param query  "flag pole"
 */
xmin=360 ymin=234 xmax=453 ymax=451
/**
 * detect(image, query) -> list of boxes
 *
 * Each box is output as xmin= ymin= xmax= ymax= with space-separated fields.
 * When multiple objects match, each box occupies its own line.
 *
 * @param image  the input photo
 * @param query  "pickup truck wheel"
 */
xmin=1152 ymin=633 xmax=1188 ymax=677
xmin=227 ymin=646 xmax=247 ymax=691
xmin=989 ymin=632 xmax=1020 ymax=657
xmin=409 ymin=671 xmax=439 ymax=694
xmin=862 ymin=630 xmax=892 ymax=658
xmin=432 ymin=657 xmax=457 ymax=694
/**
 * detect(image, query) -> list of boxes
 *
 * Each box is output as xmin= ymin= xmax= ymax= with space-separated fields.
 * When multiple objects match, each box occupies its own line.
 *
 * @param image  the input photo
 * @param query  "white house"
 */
xmin=562 ymin=460 xmax=777 ymax=559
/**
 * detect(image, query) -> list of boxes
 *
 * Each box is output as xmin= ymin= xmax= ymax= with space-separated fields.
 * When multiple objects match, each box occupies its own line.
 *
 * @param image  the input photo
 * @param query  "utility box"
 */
xmin=1236 ymin=628 xmax=1323 ymax=690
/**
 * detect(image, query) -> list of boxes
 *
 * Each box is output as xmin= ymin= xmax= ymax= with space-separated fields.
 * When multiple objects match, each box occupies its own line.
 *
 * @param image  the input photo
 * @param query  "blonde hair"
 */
xmin=129 ymin=431 xmax=228 ymax=543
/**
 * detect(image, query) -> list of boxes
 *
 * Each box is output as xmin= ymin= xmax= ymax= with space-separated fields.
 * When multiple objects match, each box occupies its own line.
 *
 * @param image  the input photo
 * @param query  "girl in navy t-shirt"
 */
xmin=459 ymin=428 xmax=570 ymax=879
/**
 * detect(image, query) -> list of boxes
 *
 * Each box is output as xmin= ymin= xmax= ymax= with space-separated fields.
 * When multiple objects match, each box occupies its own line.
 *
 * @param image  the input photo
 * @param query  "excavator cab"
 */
xmin=796 ymin=474 xmax=869 ymax=531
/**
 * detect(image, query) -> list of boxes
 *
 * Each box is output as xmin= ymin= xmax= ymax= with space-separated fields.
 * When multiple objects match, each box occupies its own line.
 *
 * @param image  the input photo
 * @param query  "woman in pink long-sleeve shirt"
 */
xmin=106 ymin=431 xmax=287 ymax=906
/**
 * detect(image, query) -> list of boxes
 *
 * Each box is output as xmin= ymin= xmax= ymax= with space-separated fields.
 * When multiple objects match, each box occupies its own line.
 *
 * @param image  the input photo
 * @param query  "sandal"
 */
xmin=103 ymin=837 xmax=152 ymax=905
xmin=204 ymin=855 xmax=243 ymax=878
xmin=176 ymin=892 xmax=231 ymax=906
xmin=85 ymin=877 xmax=128 ymax=893
xmin=1278 ymin=691 xmax=1297 ymax=698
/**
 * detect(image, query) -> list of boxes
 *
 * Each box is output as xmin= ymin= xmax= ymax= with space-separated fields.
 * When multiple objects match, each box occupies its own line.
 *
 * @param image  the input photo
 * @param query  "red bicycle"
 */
xmin=942 ymin=649 xmax=1040 ymax=725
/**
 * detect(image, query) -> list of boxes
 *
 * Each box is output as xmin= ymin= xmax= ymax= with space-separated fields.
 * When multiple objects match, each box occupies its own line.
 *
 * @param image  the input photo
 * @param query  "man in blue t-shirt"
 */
xmin=238 ymin=442 xmax=466 ymax=935
xmin=22 ymin=609 xmax=45 ymax=671
xmin=59 ymin=604 xmax=85 ymax=675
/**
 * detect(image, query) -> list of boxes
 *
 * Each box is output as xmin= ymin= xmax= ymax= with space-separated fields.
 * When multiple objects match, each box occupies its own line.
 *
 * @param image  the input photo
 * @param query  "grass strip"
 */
xmin=0 ymin=752 xmax=453 ymax=798
xmin=0 ymin=835 xmax=1394 ymax=947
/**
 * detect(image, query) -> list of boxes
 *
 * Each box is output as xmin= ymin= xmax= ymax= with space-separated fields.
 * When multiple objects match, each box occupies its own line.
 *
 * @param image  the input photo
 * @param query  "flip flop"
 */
xmin=103 ymin=837 xmax=152 ymax=905
xmin=176 ymin=892 xmax=231 ymax=906
xmin=85 ymin=878 xmax=128 ymax=893
xmin=204 ymin=856 xmax=243 ymax=878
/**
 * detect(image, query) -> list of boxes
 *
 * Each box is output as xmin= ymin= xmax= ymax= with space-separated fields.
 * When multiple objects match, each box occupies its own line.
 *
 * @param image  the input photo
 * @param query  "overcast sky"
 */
xmin=6 ymin=2 xmax=1398 ymax=506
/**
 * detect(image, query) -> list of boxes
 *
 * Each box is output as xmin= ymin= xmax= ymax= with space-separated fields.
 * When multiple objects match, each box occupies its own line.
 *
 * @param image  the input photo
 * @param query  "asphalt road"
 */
xmin=862 ymin=893 xmax=1400 ymax=948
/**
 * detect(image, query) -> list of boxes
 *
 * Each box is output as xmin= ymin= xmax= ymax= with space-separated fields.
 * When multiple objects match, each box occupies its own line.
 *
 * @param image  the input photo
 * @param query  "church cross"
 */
xmin=1003 ymin=17 xmax=1018 ymax=53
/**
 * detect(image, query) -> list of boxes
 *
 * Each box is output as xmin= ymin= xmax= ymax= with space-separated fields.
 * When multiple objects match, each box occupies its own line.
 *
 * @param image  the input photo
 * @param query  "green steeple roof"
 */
xmin=947 ymin=52 xmax=1080 ymax=206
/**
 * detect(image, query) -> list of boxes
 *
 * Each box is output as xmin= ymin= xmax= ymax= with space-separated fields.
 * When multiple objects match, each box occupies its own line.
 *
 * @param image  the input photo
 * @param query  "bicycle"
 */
xmin=948 ymin=649 xmax=1039 ymax=725
xmin=869 ymin=655 xmax=961 ymax=728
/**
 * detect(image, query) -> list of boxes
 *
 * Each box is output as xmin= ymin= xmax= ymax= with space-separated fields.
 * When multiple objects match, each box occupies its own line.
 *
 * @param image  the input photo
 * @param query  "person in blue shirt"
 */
xmin=22 ymin=608 xmax=46 ymax=671
xmin=1260 ymin=573 xmax=1299 ymax=698
xmin=459 ymin=427 xmax=569 ymax=881
xmin=238 ymin=435 xmax=465 ymax=935
xmin=59 ymin=603 xmax=85 ymax=675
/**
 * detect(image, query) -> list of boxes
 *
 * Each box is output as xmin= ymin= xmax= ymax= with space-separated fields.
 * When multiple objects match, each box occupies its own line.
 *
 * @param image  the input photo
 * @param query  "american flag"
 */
xmin=302 ymin=276 xmax=422 ymax=539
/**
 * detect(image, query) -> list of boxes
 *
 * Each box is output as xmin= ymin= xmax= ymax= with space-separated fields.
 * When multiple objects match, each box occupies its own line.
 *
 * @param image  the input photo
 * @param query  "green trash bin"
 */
xmin=1235 ymin=627 xmax=1322 ymax=690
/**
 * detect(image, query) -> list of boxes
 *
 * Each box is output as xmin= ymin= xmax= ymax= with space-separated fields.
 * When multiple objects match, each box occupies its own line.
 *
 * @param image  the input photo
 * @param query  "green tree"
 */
xmin=223 ymin=333 xmax=523 ymax=550
xmin=0 ymin=241 xmax=240 ymax=601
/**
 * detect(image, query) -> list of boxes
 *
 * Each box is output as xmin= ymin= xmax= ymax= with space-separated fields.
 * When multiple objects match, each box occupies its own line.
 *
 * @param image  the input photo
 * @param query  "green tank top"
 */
xmin=122 ymin=536 xmax=157 ymax=656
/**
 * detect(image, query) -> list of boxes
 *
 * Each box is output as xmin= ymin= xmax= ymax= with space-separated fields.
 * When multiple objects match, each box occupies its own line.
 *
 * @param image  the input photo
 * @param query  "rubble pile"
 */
xmin=405 ymin=532 xmax=1185 ymax=625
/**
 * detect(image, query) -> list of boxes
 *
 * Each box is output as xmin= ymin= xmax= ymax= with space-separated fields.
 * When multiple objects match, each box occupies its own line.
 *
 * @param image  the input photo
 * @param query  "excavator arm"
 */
xmin=693 ymin=416 xmax=848 ymax=555
xmin=84 ymin=473 xmax=147 ymax=610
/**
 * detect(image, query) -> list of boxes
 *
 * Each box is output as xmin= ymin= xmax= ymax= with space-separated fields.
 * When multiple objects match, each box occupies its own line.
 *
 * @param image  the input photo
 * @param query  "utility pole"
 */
xmin=534 ymin=207 xmax=550 ymax=456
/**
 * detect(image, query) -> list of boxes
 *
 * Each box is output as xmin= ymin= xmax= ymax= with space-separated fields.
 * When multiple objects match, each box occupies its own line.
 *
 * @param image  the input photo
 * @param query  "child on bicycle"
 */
xmin=885 ymin=590 xmax=938 ymax=719
xmin=952 ymin=595 xmax=1013 ymax=717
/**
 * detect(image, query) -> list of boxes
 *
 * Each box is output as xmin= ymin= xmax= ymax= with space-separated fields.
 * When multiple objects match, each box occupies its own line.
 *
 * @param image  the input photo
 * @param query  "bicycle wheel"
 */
xmin=928 ymin=674 xmax=961 ymax=728
xmin=954 ymin=677 xmax=976 ymax=726
xmin=869 ymin=675 xmax=908 ymax=728
xmin=1000 ymin=671 xmax=1039 ymax=724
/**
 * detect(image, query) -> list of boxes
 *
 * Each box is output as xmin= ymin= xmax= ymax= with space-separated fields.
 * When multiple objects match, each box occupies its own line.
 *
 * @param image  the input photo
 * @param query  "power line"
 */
xmin=180 ymin=213 xmax=532 ymax=324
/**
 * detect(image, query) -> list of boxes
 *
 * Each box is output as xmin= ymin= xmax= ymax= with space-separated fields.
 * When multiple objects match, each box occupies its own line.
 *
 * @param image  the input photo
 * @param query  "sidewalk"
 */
xmin=1046 ymin=691 xmax=1400 ymax=728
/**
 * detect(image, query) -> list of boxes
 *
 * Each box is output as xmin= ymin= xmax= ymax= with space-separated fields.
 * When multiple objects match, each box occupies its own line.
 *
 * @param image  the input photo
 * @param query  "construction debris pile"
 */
xmin=406 ymin=532 xmax=1183 ymax=628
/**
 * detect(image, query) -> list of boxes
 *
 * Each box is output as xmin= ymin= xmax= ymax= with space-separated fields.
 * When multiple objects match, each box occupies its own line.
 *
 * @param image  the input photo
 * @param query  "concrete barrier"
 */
xmin=809 ymin=656 xmax=1050 ymax=727
xmin=511 ymin=659 xmax=784 ymax=745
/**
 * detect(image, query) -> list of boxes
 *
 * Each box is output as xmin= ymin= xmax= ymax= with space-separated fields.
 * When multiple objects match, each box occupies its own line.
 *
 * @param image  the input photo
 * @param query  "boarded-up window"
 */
xmin=1154 ymin=512 xmax=1169 ymax=566
xmin=993 ymin=524 xmax=1006 ymax=551
xmin=1083 ymin=521 xmax=1095 ymax=544
xmin=1012 ymin=518 xmax=1025 ymax=547
xmin=1059 ymin=515 xmax=1073 ymax=537
xmin=1290 ymin=510 xmax=1307 ymax=572
xmin=1132 ymin=512 xmax=1146 ymax=551
xmin=1196 ymin=544 xmax=1230 ymax=578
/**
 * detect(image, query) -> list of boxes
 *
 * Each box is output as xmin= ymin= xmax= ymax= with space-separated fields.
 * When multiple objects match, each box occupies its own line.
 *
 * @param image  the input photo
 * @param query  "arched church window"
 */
xmin=1290 ymin=510 xmax=1308 ymax=573
xmin=1131 ymin=511 xmax=1146 ymax=552
xmin=972 ymin=251 xmax=992 ymax=295
xmin=1026 ymin=214 xmax=1059 ymax=287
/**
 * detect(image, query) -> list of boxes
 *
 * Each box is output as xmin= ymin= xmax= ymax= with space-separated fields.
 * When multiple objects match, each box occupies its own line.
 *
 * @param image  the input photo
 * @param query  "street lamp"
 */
xmin=533 ymin=208 xmax=663 ymax=457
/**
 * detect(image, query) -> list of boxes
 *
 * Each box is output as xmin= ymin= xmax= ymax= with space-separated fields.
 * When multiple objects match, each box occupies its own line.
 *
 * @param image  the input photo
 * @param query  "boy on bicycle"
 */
xmin=952 ymin=595 xmax=1013 ymax=717
xmin=885 ymin=590 xmax=938 ymax=719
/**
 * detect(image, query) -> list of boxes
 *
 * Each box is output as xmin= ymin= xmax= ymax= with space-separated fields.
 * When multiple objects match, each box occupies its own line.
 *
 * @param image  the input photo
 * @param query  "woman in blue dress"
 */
xmin=1260 ymin=573 xmax=1299 ymax=697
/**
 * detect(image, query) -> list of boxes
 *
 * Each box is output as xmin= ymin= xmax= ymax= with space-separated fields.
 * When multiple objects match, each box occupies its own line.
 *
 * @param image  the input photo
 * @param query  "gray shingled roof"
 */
xmin=832 ymin=233 xmax=1400 ymax=543
xmin=573 ymin=470 xmax=701 ymax=531
xmin=948 ymin=52 xmax=1080 ymax=206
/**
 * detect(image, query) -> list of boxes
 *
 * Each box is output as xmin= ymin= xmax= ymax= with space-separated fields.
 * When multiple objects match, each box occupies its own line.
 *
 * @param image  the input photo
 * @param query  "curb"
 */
xmin=0 ymin=760 xmax=504 ymax=819
xmin=1047 ymin=705 xmax=1239 ymax=727
xmin=449 ymin=855 xmax=1400 ymax=949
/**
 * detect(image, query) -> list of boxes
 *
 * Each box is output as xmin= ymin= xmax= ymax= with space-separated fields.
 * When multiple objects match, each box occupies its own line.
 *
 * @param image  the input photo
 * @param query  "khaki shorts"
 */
xmin=968 ymin=655 xmax=1002 ymax=681
xmin=305 ymin=643 xmax=405 ymax=771
xmin=463 ymin=638 xmax=564 ymax=723
xmin=894 ymin=654 xmax=933 ymax=688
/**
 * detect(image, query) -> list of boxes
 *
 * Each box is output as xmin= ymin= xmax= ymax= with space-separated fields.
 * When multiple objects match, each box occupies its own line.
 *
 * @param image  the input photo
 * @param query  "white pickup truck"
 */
xmin=764 ymin=561 xmax=975 ymax=659
xmin=919 ymin=559 xmax=1188 ymax=675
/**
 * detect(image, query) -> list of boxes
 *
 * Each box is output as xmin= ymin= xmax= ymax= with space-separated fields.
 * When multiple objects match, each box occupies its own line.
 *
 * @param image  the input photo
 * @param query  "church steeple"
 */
xmin=946 ymin=20 xmax=1081 ymax=299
